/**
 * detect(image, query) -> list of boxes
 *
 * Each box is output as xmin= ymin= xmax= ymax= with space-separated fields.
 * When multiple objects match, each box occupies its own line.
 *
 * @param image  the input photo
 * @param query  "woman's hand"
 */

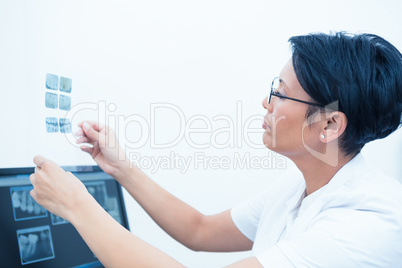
xmin=75 ymin=121 xmax=130 ymax=177
xmin=29 ymin=155 xmax=90 ymax=222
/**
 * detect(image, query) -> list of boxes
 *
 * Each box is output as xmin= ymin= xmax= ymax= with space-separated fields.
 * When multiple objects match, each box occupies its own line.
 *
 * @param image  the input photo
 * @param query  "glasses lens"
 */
xmin=268 ymin=77 xmax=279 ymax=104
xmin=271 ymin=77 xmax=279 ymax=92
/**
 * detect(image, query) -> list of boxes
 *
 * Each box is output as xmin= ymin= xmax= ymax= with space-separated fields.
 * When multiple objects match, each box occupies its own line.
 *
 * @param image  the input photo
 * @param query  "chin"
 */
xmin=263 ymin=136 xmax=287 ymax=156
xmin=262 ymin=134 xmax=275 ymax=150
xmin=263 ymin=139 xmax=278 ymax=152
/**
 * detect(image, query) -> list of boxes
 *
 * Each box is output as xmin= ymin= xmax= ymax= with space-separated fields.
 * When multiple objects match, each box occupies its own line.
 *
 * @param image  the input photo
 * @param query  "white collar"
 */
xmin=290 ymin=154 xmax=367 ymax=216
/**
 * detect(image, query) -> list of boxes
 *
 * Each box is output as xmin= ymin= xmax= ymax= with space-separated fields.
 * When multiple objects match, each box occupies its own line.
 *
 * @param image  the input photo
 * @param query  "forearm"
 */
xmin=113 ymin=165 xmax=205 ymax=250
xmin=70 ymin=193 xmax=183 ymax=267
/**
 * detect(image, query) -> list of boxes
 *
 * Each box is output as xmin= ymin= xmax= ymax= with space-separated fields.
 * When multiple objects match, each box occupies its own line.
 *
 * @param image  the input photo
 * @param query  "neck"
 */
xmin=289 ymin=151 xmax=355 ymax=195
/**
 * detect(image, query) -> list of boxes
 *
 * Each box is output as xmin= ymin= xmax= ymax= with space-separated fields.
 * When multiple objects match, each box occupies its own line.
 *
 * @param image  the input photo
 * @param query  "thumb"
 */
xmin=33 ymin=155 xmax=47 ymax=168
xmin=82 ymin=122 xmax=106 ymax=147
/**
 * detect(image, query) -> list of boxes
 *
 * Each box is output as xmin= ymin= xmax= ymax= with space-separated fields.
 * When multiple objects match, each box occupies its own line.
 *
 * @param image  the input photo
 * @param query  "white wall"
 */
xmin=0 ymin=0 xmax=401 ymax=267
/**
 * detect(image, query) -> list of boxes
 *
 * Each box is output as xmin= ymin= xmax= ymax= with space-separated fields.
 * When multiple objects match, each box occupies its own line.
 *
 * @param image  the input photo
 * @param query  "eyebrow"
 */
xmin=278 ymin=78 xmax=289 ymax=92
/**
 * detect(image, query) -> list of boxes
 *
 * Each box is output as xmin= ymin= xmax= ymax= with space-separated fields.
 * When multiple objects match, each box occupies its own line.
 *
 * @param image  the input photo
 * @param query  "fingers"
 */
xmin=77 ymin=121 xmax=105 ymax=132
xmin=75 ymin=123 xmax=96 ymax=146
xmin=29 ymin=173 xmax=36 ymax=186
xmin=33 ymin=156 xmax=59 ymax=172
xmin=30 ymin=157 xmax=48 ymax=188
xmin=34 ymin=166 xmax=40 ymax=174
xmin=76 ymin=121 xmax=112 ymax=149
xmin=33 ymin=155 xmax=47 ymax=168
xmin=30 ymin=169 xmax=39 ymax=202
xmin=76 ymin=136 xmax=90 ymax=144
xmin=75 ymin=122 xmax=99 ymax=144
xmin=82 ymin=123 xmax=107 ymax=148
xmin=74 ymin=128 xmax=84 ymax=137
xmin=81 ymin=122 xmax=97 ymax=140
xmin=30 ymin=189 xmax=37 ymax=201
xmin=80 ymin=145 xmax=94 ymax=155
xmin=75 ymin=122 xmax=101 ymax=156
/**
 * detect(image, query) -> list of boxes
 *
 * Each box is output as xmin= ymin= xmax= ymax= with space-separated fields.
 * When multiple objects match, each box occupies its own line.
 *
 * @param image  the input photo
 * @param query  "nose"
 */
xmin=262 ymin=96 xmax=269 ymax=109
xmin=262 ymin=96 xmax=274 ymax=113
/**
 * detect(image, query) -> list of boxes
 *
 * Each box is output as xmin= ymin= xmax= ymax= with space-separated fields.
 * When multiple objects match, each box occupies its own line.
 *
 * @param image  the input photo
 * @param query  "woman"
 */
xmin=30 ymin=32 xmax=402 ymax=267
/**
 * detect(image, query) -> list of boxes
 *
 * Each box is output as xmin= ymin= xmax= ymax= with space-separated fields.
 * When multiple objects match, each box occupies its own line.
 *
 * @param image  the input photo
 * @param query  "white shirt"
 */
xmin=231 ymin=154 xmax=402 ymax=267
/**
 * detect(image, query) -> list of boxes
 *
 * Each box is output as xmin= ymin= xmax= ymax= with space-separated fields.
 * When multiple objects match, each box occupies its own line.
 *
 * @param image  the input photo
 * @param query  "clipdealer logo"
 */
xmin=129 ymin=151 xmax=286 ymax=174
xmin=63 ymin=101 xmax=288 ymax=173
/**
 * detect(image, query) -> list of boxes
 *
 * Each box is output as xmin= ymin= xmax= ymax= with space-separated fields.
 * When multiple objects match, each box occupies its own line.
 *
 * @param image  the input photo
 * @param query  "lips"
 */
xmin=262 ymin=118 xmax=271 ymax=130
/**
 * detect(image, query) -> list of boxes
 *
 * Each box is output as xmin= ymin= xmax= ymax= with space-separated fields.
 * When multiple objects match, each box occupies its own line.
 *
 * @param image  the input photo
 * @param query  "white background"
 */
xmin=0 ymin=1 xmax=401 ymax=267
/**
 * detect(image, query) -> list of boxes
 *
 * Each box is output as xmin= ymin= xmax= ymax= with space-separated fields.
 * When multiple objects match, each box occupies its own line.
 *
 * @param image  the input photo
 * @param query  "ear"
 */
xmin=320 ymin=111 xmax=347 ymax=143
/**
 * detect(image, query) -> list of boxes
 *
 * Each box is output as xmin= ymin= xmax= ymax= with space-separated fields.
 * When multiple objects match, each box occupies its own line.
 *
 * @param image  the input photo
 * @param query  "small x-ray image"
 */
xmin=85 ymin=181 xmax=107 ymax=208
xmin=17 ymin=226 xmax=55 ymax=265
xmin=59 ymin=76 xmax=72 ymax=93
xmin=59 ymin=94 xmax=71 ymax=111
xmin=59 ymin=118 xmax=72 ymax=133
xmin=46 ymin=117 xmax=59 ymax=133
xmin=51 ymin=213 xmax=69 ymax=225
xmin=45 ymin=73 xmax=58 ymax=90
xmin=10 ymin=186 xmax=48 ymax=221
xmin=45 ymin=92 xmax=58 ymax=109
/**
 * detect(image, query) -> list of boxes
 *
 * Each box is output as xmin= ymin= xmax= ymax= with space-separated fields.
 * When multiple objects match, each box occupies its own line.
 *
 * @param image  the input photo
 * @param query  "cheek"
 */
xmin=301 ymin=120 xmax=322 ymax=147
xmin=278 ymin=120 xmax=302 ymax=144
xmin=274 ymin=110 xmax=306 ymax=144
xmin=273 ymin=109 xmax=299 ymax=132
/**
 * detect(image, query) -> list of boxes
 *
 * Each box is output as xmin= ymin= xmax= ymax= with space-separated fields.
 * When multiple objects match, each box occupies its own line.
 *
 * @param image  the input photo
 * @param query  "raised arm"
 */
xmin=114 ymin=163 xmax=252 ymax=252
xmin=76 ymin=121 xmax=253 ymax=252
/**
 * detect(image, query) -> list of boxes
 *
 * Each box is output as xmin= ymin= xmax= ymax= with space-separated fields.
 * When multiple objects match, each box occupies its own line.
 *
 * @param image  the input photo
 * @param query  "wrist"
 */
xmin=66 ymin=191 xmax=97 ymax=225
xmin=112 ymin=160 xmax=140 ymax=184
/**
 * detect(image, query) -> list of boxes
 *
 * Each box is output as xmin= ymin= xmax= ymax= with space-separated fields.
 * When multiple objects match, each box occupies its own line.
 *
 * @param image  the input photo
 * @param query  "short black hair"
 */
xmin=289 ymin=32 xmax=402 ymax=156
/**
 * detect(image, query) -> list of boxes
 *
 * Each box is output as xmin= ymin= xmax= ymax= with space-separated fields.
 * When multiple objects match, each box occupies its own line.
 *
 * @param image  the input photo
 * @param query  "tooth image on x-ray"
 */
xmin=59 ymin=95 xmax=71 ymax=111
xmin=51 ymin=213 xmax=69 ymax=225
xmin=10 ymin=186 xmax=48 ymax=221
xmin=17 ymin=226 xmax=55 ymax=265
xmin=59 ymin=118 xmax=71 ymax=133
xmin=59 ymin=76 xmax=72 ymax=93
xmin=45 ymin=92 xmax=58 ymax=109
xmin=46 ymin=117 xmax=59 ymax=133
xmin=45 ymin=73 xmax=58 ymax=90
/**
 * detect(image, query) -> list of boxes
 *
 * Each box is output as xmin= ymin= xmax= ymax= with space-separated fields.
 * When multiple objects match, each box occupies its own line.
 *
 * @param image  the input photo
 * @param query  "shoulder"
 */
xmin=299 ymin=169 xmax=402 ymax=267
xmin=309 ymin=155 xmax=402 ymax=235
xmin=343 ymin=168 xmax=402 ymax=216
xmin=335 ymin=167 xmax=402 ymax=208
xmin=316 ymin=165 xmax=402 ymax=232
xmin=320 ymin=154 xmax=402 ymax=211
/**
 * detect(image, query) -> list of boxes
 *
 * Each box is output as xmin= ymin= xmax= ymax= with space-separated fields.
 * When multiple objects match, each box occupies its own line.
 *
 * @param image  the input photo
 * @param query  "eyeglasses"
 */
xmin=268 ymin=77 xmax=324 ymax=107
